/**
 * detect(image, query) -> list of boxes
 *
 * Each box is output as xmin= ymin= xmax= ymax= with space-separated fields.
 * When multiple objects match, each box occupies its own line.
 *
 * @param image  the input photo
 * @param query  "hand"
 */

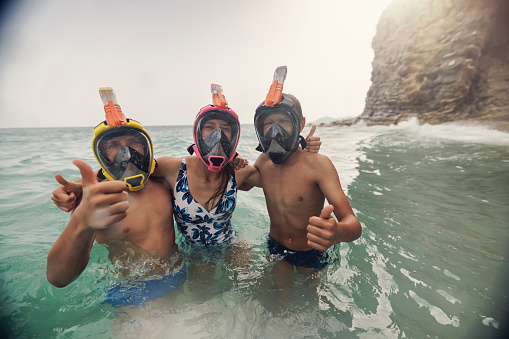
xmin=306 ymin=205 xmax=339 ymax=251
xmin=51 ymin=174 xmax=83 ymax=212
xmin=304 ymin=125 xmax=322 ymax=153
xmin=72 ymin=159 xmax=129 ymax=230
xmin=233 ymin=155 xmax=249 ymax=170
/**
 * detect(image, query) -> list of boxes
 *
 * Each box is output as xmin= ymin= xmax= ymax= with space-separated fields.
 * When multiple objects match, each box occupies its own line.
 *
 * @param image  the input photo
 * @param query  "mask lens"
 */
xmin=254 ymin=104 xmax=303 ymax=164
xmin=256 ymin=111 xmax=296 ymax=151
xmin=265 ymin=124 xmax=289 ymax=144
xmin=194 ymin=110 xmax=240 ymax=167
xmin=94 ymin=127 xmax=153 ymax=181
xmin=203 ymin=128 xmax=227 ymax=152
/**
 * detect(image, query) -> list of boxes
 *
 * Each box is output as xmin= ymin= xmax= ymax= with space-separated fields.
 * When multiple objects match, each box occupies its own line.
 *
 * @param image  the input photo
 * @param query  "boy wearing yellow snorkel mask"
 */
xmin=47 ymin=88 xmax=184 ymax=307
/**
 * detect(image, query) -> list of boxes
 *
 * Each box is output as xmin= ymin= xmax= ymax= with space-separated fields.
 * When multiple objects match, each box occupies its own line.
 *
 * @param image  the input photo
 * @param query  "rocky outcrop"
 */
xmin=355 ymin=0 xmax=509 ymax=129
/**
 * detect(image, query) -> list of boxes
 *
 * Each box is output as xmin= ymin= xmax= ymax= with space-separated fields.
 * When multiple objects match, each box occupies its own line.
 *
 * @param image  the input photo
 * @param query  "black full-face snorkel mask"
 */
xmin=254 ymin=93 xmax=304 ymax=164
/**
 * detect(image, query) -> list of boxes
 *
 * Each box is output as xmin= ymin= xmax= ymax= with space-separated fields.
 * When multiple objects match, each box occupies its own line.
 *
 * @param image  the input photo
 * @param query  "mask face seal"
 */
xmin=93 ymin=124 xmax=155 ymax=191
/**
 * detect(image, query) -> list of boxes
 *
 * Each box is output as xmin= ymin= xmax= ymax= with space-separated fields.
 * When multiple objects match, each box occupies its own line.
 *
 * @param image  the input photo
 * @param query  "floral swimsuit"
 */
xmin=172 ymin=158 xmax=237 ymax=245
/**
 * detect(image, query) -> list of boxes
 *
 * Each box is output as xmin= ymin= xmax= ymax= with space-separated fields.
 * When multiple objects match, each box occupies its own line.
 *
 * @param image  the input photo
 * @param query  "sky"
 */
xmin=0 ymin=0 xmax=393 ymax=128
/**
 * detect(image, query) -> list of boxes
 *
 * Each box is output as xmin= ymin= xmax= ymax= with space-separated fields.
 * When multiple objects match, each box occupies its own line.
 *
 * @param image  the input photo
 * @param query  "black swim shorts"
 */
xmin=266 ymin=234 xmax=333 ymax=272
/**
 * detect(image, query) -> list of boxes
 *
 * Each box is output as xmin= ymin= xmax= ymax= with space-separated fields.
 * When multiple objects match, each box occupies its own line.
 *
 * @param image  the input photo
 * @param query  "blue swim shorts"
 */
xmin=104 ymin=263 xmax=187 ymax=307
xmin=267 ymin=234 xmax=334 ymax=272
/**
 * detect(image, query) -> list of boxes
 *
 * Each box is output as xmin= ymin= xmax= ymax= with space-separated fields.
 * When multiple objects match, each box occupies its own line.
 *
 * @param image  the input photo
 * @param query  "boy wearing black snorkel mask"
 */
xmin=246 ymin=66 xmax=361 ymax=285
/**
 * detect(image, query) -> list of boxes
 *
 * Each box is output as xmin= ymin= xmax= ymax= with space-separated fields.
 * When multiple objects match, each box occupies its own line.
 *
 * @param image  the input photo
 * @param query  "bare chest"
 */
xmin=96 ymin=183 xmax=173 ymax=243
xmin=187 ymin=181 xmax=222 ymax=210
xmin=260 ymin=165 xmax=323 ymax=209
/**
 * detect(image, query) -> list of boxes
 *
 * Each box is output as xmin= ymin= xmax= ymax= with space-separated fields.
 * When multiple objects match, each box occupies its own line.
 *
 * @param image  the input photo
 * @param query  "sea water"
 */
xmin=0 ymin=120 xmax=508 ymax=338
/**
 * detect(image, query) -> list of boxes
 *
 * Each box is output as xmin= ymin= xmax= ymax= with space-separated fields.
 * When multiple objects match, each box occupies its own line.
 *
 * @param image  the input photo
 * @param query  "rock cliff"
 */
xmin=354 ymin=0 xmax=509 ymax=129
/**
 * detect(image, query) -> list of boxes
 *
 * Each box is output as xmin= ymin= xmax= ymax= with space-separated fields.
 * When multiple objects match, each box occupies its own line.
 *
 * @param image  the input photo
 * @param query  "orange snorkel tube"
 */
xmin=99 ymin=87 xmax=127 ymax=127
xmin=92 ymin=87 xmax=156 ymax=191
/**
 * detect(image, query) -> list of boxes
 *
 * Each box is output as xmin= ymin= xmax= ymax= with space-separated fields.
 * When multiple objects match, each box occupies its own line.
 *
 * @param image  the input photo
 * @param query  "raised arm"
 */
xmin=152 ymin=156 xmax=182 ymax=180
xmin=306 ymin=156 xmax=361 ymax=251
xmin=47 ymin=159 xmax=129 ymax=287
xmin=236 ymin=157 xmax=263 ymax=191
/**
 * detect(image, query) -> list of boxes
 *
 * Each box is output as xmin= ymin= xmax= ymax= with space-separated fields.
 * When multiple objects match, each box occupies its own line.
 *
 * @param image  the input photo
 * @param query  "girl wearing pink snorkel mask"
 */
xmin=191 ymin=104 xmax=240 ymax=173
xmin=155 ymin=85 xmax=249 ymax=247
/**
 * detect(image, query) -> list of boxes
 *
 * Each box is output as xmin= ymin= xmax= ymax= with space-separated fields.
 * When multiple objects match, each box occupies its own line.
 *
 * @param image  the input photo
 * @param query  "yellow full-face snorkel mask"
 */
xmin=92 ymin=87 xmax=156 ymax=191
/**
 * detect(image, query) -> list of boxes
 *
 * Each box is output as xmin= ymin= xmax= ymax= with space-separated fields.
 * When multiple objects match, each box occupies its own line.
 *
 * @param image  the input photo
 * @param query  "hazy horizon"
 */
xmin=0 ymin=0 xmax=393 ymax=129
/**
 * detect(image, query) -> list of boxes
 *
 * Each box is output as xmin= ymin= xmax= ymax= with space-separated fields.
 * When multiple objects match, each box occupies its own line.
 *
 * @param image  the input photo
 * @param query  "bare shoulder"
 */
xmin=157 ymin=156 xmax=182 ymax=172
xmin=154 ymin=156 xmax=183 ymax=183
xmin=253 ymin=153 xmax=270 ymax=169
xmin=136 ymin=177 xmax=173 ymax=215
xmin=299 ymin=152 xmax=339 ymax=185
xmin=147 ymin=176 xmax=171 ymax=190
xmin=301 ymin=151 xmax=334 ymax=169
xmin=184 ymin=155 xmax=197 ymax=163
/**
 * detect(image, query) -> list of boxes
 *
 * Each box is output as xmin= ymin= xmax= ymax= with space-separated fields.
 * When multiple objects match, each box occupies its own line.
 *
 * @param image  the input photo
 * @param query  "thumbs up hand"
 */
xmin=304 ymin=125 xmax=322 ymax=153
xmin=306 ymin=205 xmax=340 ymax=251
xmin=51 ymin=173 xmax=84 ymax=212
xmin=72 ymin=159 xmax=129 ymax=230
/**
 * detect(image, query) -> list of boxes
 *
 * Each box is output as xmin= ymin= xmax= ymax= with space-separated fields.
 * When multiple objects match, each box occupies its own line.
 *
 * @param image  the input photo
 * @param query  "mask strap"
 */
xmin=187 ymin=144 xmax=195 ymax=155
xmin=255 ymin=144 xmax=263 ymax=152
xmin=299 ymin=135 xmax=307 ymax=149
xmin=97 ymin=170 xmax=107 ymax=181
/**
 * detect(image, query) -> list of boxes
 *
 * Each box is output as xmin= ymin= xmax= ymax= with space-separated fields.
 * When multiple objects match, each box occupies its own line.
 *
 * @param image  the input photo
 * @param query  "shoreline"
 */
xmin=309 ymin=119 xmax=509 ymax=133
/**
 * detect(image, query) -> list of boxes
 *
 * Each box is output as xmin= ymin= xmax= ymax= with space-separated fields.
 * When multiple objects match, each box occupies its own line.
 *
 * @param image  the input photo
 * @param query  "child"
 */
xmin=47 ymin=88 xmax=184 ymax=307
xmin=244 ymin=66 xmax=362 ymax=277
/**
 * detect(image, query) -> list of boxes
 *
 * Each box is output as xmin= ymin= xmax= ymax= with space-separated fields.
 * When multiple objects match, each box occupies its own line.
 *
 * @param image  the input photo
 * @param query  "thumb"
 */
xmin=55 ymin=173 xmax=71 ymax=187
xmin=320 ymin=205 xmax=334 ymax=219
xmin=305 ymin=125 xmax=317 ymax=141
xmin=55 ymin=173 xmax=81 ymax=194
xmin=73 ymin=159 xmax=98 ymax=188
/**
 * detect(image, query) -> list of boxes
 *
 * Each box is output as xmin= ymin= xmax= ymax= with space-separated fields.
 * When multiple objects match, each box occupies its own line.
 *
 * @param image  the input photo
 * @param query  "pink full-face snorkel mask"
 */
xmin=189 ymin=84 xmax=241 ymax=172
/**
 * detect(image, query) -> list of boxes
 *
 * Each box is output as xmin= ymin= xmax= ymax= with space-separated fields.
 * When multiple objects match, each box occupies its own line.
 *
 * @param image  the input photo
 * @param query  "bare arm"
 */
xmin=47 ymin=213 xmax=98 ymax=287
xmin=306 ymin=156 xmax=361 ymax=251
xmin=152 ymin=156 xmax=181 ymax=180
xmin=47 ymin=160 xmax=129 ymax=287
xmin=236 ymin=159 xmax=263 ymax=191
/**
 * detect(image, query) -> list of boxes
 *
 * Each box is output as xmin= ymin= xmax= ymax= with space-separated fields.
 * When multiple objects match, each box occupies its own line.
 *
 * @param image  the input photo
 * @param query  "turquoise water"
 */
xmin=1 ymin=121 xmax=508 ymax=338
